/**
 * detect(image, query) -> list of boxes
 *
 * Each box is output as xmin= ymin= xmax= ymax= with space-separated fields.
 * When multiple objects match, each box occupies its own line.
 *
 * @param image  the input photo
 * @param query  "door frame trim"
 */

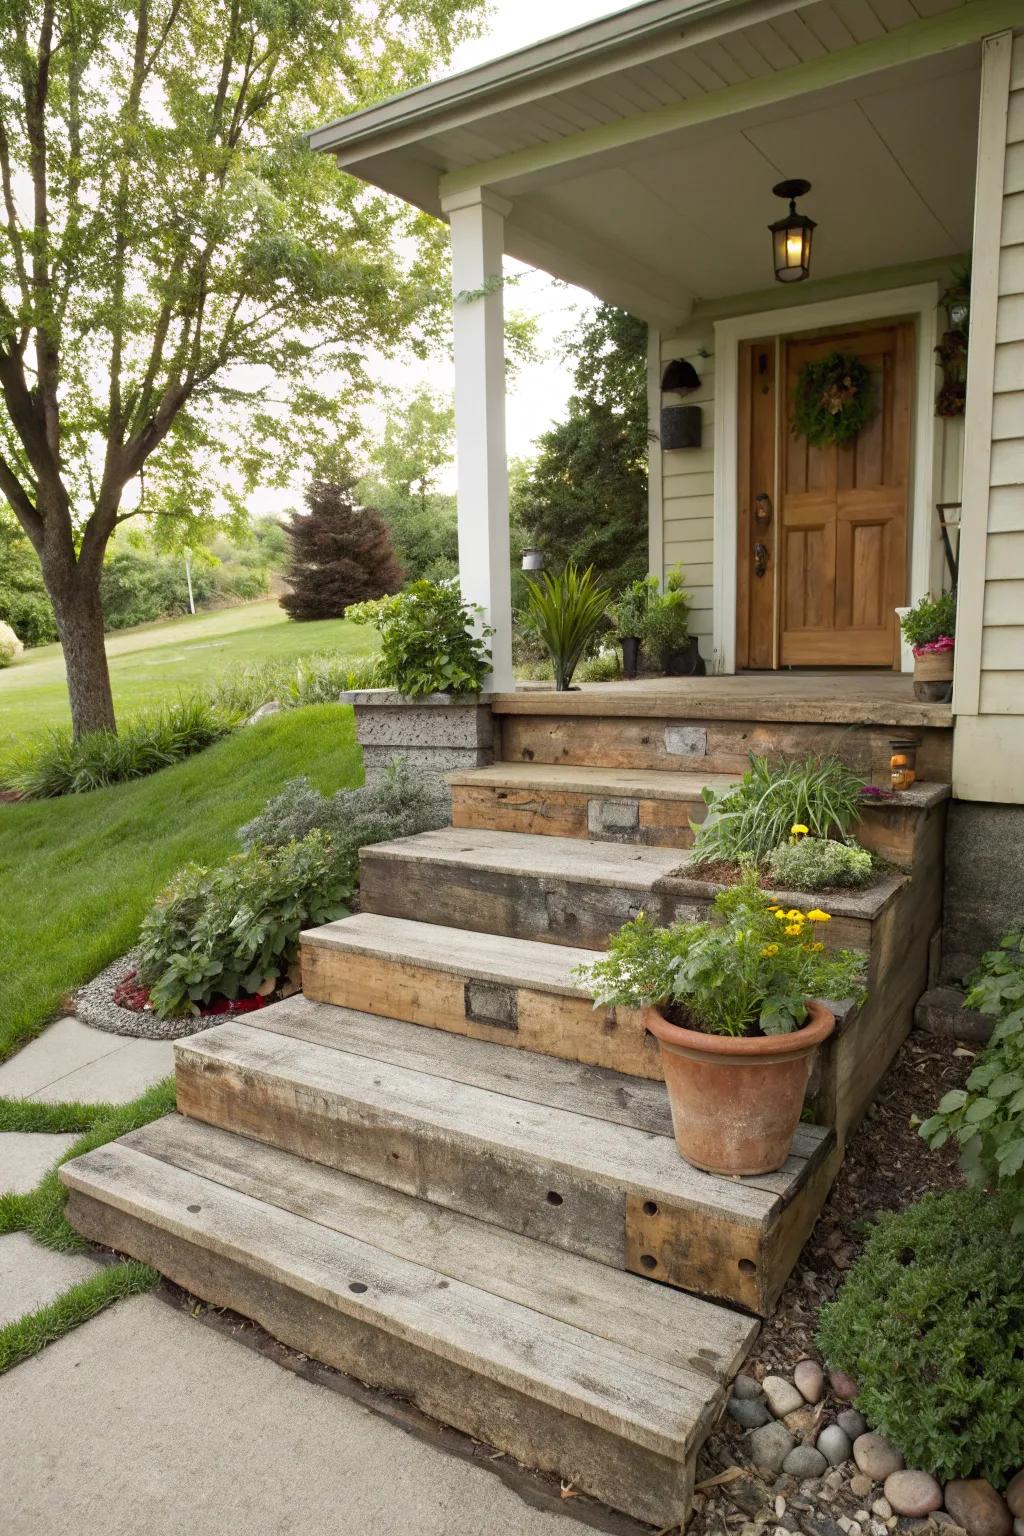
xmin=713 ymin=282 xmax=940 ymax=674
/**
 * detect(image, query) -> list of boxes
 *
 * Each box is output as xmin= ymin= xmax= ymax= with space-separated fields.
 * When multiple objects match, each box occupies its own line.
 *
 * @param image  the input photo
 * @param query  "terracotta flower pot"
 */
xmin=642 ymin=1000 xmax=836 ymax=1175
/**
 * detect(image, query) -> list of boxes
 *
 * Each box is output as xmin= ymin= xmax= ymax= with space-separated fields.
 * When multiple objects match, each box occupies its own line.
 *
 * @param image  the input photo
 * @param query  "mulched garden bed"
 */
xmin=75 ymin=948 xmax=280 ymax=1041
xmin=677 ymin=858 xmax=892 ymax=902
xmin=687 ymin=1029 xmax=975 ymax=1536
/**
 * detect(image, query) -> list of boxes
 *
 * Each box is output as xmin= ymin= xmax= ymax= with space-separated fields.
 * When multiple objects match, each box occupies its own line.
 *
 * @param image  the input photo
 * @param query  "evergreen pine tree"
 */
xmin=281 ymin=481 xmax=405 ymax=621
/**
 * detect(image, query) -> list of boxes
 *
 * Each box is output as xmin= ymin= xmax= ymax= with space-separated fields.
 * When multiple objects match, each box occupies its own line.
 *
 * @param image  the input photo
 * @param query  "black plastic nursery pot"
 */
xmin=621 ymin=636 xmax=642 ymax=679
xmin=665 ymin=636 xmax=706 ymax=676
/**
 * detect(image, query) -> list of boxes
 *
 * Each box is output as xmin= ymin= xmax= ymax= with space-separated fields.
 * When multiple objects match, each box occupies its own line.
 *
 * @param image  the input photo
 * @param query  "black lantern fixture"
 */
xmin=769 ymin=179 xmax=815 ymax=284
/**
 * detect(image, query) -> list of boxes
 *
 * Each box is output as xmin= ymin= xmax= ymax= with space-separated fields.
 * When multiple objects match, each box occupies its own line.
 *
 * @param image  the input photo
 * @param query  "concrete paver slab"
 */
xmin=0 ymin=1233 xmax=98 ymax=1327
xmin=0 ymin=1132 xmax=80 ymax=1193
xmin=0 ymin=1294 xmax=570 ymax=1536
xmin=0 ymin=1017 xmax=174 ymax=1104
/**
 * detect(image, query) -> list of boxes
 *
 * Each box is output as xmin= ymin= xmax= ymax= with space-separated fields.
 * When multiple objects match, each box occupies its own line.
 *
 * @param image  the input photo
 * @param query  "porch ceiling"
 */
xmin=314 ymin=0 xmax=995 ymax=325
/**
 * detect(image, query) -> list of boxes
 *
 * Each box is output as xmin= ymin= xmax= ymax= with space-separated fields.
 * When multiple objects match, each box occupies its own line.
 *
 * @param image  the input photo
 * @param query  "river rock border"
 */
xmin=74 ymin=950 xmax=207 ymax=1041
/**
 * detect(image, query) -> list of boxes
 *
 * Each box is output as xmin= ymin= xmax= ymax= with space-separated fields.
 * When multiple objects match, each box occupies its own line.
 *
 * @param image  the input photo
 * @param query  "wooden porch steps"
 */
xmin=62 ymin=1112 xmax=758 ymax=1529
xmin=449 ymin=761 xmax=950 ymax=867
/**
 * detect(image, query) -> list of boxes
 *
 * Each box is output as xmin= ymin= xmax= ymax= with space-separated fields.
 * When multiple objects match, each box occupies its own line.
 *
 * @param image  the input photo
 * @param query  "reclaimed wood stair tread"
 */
xmin=175 ymin=1012 xmax=832 ymax=1220
xmin=62 ymin=1117 xmax=758 ymax=1524
xmin=448 ymin=762 xmax=736 ymax=800
xmin=489 ymin=681 xmax=954 ymax=727
xmin=302 ymin=910 xmax=598 ymax=996
xmin=358 ymin=824 xmax=691 ymax=888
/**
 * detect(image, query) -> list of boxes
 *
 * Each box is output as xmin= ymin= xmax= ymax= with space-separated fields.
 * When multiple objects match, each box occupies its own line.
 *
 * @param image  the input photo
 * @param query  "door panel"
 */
xmin=736 ymin=340 xmax=777 ymax=669
xmin=778 ymin=323 xmax=912 ymax=668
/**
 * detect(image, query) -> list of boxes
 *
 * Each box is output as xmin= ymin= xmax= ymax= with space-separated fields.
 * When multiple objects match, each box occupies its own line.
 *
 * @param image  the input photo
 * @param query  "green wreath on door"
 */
xmin=792 ymin=351 xmax=875 ymax=448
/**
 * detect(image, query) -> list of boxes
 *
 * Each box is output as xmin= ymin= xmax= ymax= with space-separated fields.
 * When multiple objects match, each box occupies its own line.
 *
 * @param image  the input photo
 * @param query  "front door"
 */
xmin=778 ymin=323 xmax=913 ymax=667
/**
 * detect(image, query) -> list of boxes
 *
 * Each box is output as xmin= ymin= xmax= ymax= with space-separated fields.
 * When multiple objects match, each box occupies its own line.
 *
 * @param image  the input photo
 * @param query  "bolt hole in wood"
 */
xmin=186 ymin=1204 xmax=201 ymax=1213
xmin=643 ymin=1200 xmax=659 ymax=1216
xmin=640 ymin=1254 xmax=658 ymax=1271
xmin=737 ymin=1259 xmax=757 ymax=1276
xmin=349 ymin=1282 xmax=368 ymax=1294
xmin=546 ymin=1191 xmax=563 ymax=1206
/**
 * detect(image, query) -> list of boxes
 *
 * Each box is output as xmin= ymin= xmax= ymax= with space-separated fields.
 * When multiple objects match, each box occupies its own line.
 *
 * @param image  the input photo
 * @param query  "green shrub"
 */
xmin=100 ymin=546 xmax=217 ymax=630
xmin=349 ymin=580 xmax=492 ymax=697
xmin=0 ymin=619 xmax=23 ymax=667
xmin=608 ymin=575 xmax=658 ymax=639
xmin=920 ymin=932 xmax=1024 ymax=1229
xmin=518 ymin=562 xmax=611 ymax=691
xmin=0 ymin=512 xmax=57 ymax=645
xmin=767 ymin=836 xmax=874 ymax=891
xmin=2 ymin=696 xmax=234 ymax=797
xmin=637 ymin=567 xmax=691 ymax=670
xmin=899 ymin=590 xmax=956 ymax=650
xmin=238 ymin=759 xmax=447 ymax=860
xmin=136 ymin=830 xmax=353 ymax=1018
xmin=576 ymin=649 xmax=622 ymax=683
xmin=692 ymin=755 xmax=865 ymax=867
xmin=576 ymin=868 xmax=866 ymax=1036
xmin=817 ymin=1191 xmax=1024 ymax=1483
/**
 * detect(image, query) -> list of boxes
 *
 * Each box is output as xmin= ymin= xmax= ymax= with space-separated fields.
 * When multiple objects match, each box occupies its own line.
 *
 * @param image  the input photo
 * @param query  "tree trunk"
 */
xmin=46 ymin=570 xmax=117 ymax=739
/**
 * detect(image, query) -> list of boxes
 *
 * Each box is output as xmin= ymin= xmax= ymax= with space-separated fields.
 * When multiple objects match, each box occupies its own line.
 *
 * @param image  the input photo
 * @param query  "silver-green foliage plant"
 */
xmin=136 ymin=831 xmax=353 ymax=1018
xmin=518 ymin=562 xmax=611 ymax=691
xmin=692 ymin=755 xmax=865 ymax=867
xmin=576 ymin=869 xmax=866 ymax=1036
xmin=238 ymin=760 xmax=448 ymax=864
xmin=920 ymin=931 xmax=1024 ymax=1230
xmin=767 ymin=836 xmax=874 ymax=891
xmin=817 ymin=1191 xmax=1024 ymax=1483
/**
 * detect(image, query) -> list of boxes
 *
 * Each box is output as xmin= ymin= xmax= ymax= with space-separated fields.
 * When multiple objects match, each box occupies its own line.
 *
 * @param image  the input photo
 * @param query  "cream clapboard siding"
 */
xmin=953 ymin=29 xmax=1024 ymax=805
xmin=659 ymin=330 xmax=716 ymax=656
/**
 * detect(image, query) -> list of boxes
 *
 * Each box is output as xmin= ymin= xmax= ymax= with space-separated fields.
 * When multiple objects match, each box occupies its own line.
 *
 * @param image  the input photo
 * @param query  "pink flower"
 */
xmin=912 ymin=634 xmax=955 ymax=656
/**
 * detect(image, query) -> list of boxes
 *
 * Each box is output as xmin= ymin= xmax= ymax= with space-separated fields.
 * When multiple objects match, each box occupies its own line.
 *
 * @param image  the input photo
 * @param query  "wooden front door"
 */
xmin=778 ymin=323 xmax=913 ymax=667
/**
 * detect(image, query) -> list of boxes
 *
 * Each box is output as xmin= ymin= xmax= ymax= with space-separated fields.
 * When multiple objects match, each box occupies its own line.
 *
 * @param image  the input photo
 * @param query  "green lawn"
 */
xmin=0 ymin=704 xmax=362 ymax=1061
xmin=0 ymin=600 xmax=375 ymax=749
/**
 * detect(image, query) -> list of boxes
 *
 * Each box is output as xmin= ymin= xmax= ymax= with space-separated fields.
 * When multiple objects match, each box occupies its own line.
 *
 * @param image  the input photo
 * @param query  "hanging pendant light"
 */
xmin=769 ymin=179 xmax=816 ymax=283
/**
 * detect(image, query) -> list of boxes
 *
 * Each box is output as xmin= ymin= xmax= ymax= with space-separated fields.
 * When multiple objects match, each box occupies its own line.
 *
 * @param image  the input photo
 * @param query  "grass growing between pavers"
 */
xmin=0 ymin=1077 xmax=177 ymax=1373
xmin=0 ymin=703 xmax=362 ymax=1062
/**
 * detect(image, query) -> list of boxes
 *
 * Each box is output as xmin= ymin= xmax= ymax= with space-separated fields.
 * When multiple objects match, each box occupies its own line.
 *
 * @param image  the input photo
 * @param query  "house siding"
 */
xmin=952 ymin=28 xmax=1024 ymax=806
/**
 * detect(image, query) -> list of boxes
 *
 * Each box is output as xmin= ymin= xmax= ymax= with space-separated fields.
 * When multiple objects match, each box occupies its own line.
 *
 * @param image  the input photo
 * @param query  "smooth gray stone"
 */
xmin=728 ymin=1396 xmax=772 ymax=1428
xmin=816 ymin=1424 xmax=853 ymax=1467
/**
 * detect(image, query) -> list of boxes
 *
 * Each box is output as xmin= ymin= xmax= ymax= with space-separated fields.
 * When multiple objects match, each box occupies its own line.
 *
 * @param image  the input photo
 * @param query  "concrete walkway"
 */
xmin=1 ymin=1017 xmax=582 ymax=1536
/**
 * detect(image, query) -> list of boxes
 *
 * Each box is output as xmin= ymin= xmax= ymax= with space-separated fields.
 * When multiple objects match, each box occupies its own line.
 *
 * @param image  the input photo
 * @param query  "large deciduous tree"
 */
xmin=512 ymin=305 xmax=649 ymax=595
xmin=0 ymin=0 xmax=484 ymax=737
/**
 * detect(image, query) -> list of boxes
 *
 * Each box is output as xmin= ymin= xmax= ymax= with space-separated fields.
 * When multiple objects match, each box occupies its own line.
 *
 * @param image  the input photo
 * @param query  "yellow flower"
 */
xmin=790 ymin=823 xmax=809 ymax=843
xmin=811 ymin=941 xmax=825 ymax=952
xmin=774 ymin=910 xmax=788 ymax=922
xmin=761 ymin=943 xmax=779 ymax=956
xmin=786 ymin=908 xmax=805 ymax=920
xmin=807 ymin=908 xmax=831 ymax=923
xmin=784 ymin=923 xmax=803 ymax=936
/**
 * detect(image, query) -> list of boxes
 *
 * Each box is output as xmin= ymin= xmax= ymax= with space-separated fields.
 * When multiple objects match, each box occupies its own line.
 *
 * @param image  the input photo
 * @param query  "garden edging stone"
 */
xmin=75 ymin=950 xmax=207 ymax=1041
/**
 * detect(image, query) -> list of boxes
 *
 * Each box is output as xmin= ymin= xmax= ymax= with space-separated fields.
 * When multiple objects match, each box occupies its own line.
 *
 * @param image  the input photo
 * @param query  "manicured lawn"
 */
xmin=0 ymin=600 xmax=376 ymax=749
xmin=0 ymin=704 xmax=362 ymax=1061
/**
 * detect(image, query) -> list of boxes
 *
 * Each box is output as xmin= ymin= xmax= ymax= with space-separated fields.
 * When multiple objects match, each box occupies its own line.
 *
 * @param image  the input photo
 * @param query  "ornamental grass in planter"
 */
xmin=576 ymin=871 xmax=867 ymax=1175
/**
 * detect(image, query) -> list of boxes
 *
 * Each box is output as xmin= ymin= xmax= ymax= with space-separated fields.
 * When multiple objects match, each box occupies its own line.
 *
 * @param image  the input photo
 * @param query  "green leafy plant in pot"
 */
xmin=899 ymin=590 xmax=955 ymax=702
xmin=518 ymin=562 xmax=610 ymax=691
xmin=638 ymin=567 xmax=700 ymax=675
xmin=608 ymin=575 xmax=658 ymax=678
xmin=575 ymin=870 xmax=867 ymax=1174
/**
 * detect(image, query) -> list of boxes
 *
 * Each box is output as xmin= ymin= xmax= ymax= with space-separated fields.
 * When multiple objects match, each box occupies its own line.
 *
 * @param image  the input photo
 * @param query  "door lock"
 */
xmin=754 ymin=542 xmax=769 ymax=578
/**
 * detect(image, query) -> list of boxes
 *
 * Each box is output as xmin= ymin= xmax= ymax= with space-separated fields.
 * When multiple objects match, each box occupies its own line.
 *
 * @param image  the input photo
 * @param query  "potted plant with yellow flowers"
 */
xmin=576 ymin=868 xmax=867 ymax=1174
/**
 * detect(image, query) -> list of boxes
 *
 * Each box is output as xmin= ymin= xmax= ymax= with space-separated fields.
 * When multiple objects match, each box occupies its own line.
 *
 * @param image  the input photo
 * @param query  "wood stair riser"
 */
xmin=357 ymin=844 xmax=712 ymax=952
xmin=301 ymin=942 xmax=663 ymax=1077
xmin=172 ymin=1036 xmax=825 ymax=1314
xmin=497 ymin=713 xmax=953 ymax=786
xmin=451 ymin=782 xmax=941 ymax=870
xmin=63 ymin=1175 xmax=696 ymax=1527
xmin=452 ymin=782 xmax=702 ymax=848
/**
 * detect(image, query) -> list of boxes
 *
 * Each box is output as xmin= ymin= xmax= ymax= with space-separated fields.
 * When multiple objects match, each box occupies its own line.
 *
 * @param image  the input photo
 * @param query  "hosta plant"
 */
xmin=136 ymin=830 xmax=353 ymax=1018
xmin=920 ymin=931 xmax=1024 ymax=1229
xmin=576 ymin=868 xmax=866 ymax=1036
xmin=817 ymin=1191 xmax=1024 ymax=1484
xmin=692 ymin=754 xmax=865 ymax=868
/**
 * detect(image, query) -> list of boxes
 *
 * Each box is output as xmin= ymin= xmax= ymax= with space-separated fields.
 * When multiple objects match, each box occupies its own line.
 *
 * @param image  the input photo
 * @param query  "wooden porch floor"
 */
xmin=498 ymin=671 xmax=953 ymax=728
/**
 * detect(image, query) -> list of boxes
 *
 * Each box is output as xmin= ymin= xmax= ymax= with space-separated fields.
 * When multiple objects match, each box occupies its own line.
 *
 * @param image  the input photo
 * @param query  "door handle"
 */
xmin=754 ymin=542 xmax=769 ymax=578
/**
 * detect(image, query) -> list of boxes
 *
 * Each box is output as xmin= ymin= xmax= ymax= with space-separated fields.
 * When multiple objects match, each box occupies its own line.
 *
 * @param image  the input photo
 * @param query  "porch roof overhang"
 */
xmin=311 ymin=0 xmax=1012 ymax=326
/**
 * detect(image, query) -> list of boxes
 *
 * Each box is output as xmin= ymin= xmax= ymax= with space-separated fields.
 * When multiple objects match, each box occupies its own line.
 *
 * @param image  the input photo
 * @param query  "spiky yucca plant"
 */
xmin=518 ymin=563 xmax=611 ymax=691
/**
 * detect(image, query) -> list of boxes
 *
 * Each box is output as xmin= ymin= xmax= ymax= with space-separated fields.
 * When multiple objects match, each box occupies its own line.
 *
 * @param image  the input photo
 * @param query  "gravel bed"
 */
xmin=74 ymin=950 xmax=210 ymax=1040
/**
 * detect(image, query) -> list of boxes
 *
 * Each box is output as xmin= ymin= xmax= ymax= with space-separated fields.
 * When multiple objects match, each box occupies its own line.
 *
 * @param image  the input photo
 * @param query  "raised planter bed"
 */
xmin=343 ymin=688 xmax=493 ymax=801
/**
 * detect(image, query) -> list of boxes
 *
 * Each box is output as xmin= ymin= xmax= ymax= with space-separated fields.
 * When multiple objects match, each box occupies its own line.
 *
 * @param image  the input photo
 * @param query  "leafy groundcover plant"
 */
xmin=238 ymin=760 xmax=447 ymax=863
xmin=518 ymin=562 xmax=610 ymax=691
xmin=136 ymin=830 xmax=353 ymax=1018
xmin=767 ymin=835 xmax=874 ymax=891
xmin=577 ymin=870 xmax=866 ymax=1036
xmin=920 ymin=931 xmax=1024 ymax=1230
xmin=692 ymin=755 xmax=865 ymax=869
xmin=349 ymin=580 xmax=492 ymax=697
xmin=817 ymin=1190 xmax=1024 ymax=1484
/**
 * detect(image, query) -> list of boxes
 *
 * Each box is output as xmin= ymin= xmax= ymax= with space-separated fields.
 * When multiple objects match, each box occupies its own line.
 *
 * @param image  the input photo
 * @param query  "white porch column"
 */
xmin=441 ymin=186 xmax=514 ymax=692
